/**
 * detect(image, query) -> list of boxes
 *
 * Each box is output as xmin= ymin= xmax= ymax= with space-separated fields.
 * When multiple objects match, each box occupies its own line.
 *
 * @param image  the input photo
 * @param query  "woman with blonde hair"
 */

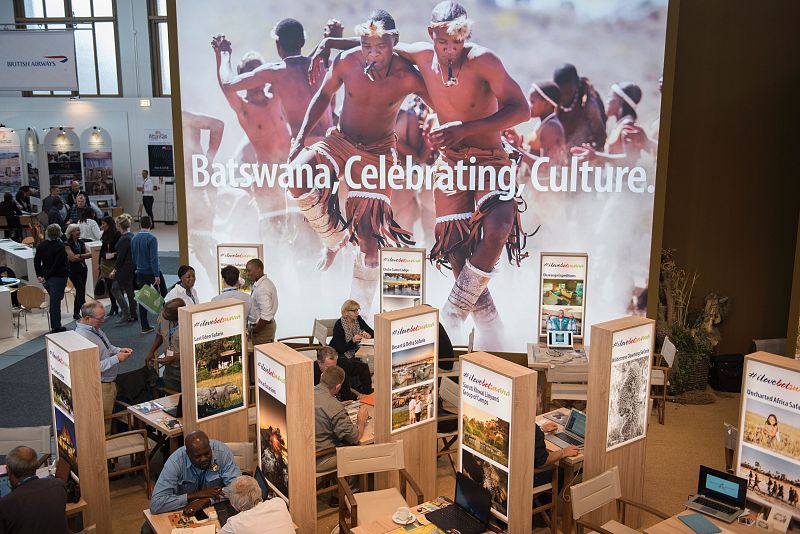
xmin=64 ymin=223 xmax=91 ymax=319
xmin=109 ymin=214 xmax=137 ymax=323
xmin=330 ymin=299 xmax=374 ymax=395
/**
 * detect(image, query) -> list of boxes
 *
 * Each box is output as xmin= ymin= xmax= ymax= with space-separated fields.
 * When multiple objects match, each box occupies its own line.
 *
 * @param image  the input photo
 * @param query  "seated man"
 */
xmin=219 ymin=475 xmax=294 ymax=534
xmin=148 ymin=431 xmax=241 ymax=517
xmin=314 ymin=366 xmax=369 ymax=473
xmin=0 ymin=446 xmax=68 ymax=534
xmin=313 ymin=346 xmax=357 ymax=401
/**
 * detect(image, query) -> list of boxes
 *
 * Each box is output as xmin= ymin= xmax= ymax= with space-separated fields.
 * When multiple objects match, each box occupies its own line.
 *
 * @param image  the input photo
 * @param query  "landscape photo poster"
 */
xmin=0 ymin=127 xmax=22 ymax=195
xmin=173 ymin=0 xmax=670 ymax=350
xmin=539 ymin=253 xmax=588 ymax=339
xmin=44 ymin=127 xmax=82 ymax=191
xmin=460 ymin=359 xmax=513 ymax=521
xmin=389 ymin=311 xmax=438 ymax=433
xmin=47 ymin=339 xmax=78 ymax=476
xmin=380 ymin=248 xmax=425 ymax=313
xmin=606 ymin=323 xmax=653 ymax=451
xmin=737 ymin=357 xmax=800 ymax=516
xmin=216 ymin=244 xmax=263 ymax=294
xmin=256 ymin=348 xmax=289 ymax=500
xmin=190 ymin=303 xmax=247 ymax=422
xmin=80 ymin=127 xmax=114 ymax=199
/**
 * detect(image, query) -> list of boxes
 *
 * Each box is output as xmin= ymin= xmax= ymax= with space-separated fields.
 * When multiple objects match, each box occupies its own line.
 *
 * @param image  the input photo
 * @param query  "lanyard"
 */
xmin=91 ymin=327 xmax=109 ymax=349
xmin=167 ymin=322 xmax=178 ymax=347
xmin=181 ymin=285 xmax=195 ymax=304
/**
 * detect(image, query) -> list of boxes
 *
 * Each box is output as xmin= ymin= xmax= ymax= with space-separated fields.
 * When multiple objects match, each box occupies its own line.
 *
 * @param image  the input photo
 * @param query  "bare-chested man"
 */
xmin=211 ymin=35 xmax=291 ymax=228
xmin=504 ymin=80 xmax=567 ymax=171
xmin=553 ymin=63 xmax=606 ymax=150
xmin=290 ymin=10 xmax=429 ymax=316
xmin=314 ymin=1 xmax=530 ymax=348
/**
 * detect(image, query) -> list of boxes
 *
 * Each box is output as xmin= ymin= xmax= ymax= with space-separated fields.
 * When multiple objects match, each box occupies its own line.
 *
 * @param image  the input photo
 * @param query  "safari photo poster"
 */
xmin=737 ymin=357 xmax=800 ymax=517
xmin=539 ymin=253 xmax=588 ymax=339
xmin=389 ymin=311 xmax=438 ymax=434
xmin=216 ymin=243 xmax=263 ymax=295
xmin=606 ymin=323 xmax=653 ymax=451
xmin=190 ymin=303 xmax=247 ymax=422
xmin=256 ymin=348 xmax=290 ymax=500
xmin=460 ymin=359 xmax=513 ymax=521
xmin=46 ymin=339 xmax=78 ymax=476
xmin=380 ymin=247 xmax=425 ymax=313
xmin=173 ymin=0 xmax=669 ymax=351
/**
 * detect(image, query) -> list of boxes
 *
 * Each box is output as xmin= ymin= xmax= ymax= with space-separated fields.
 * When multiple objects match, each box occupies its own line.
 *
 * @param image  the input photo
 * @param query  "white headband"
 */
xmin=429 ymin=15 xmax=473 ymax=41
xmin=530 ymin=82 xmax=557 ymax=108
xmin=354 ymin=20 xmax=399 ymax=37
xmin=611 ymin=83 xmax=637 ymax=111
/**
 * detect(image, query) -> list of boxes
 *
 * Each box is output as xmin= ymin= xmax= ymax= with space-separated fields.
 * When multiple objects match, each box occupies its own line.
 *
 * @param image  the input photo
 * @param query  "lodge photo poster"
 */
xmin=191 ymin=304 xmax=247 ymax=422
xmin=216 ymin=243 xmax=263 ymax=294
xmin=539 ymin=253 xmax=587 ymax=339
xmin=47 ymin=339 xmax=78 ymax=477
xmin=380 ymin=248 xmax=425 ymax=313
xmin=737 ymin=357 xmax=800 ymax=516
xmin=606 ymin=323 xmax=652 ymax=451
xmin=173 ymin=0 xmax=669 ymax=350
xmin=80 ymin=127 xmax=114 ymax=200
xmin=460 ymin=359 xmax=513 ymax=521
xmin=44 ymin=127 xmax=81 ymax=192
xmin=390 ymin=311 xmax=438 ymax=433
xmin=256 ymin=348 xmax=290 ymax=500
xmin=0 ymin=127 xmax=22 ymax=195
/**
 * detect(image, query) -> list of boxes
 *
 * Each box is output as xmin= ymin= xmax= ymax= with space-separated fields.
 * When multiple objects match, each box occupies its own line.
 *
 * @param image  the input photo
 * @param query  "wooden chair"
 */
xmin=105 ymin=400 xmax=152 ymax=497
xmin=16 ymin=284 xmax=49 ymax=336
xmin=532 ymin=463 xmax=559 ymax=534
xmin=570 ymin=466 xmax=668 ymax=534
xmin=336 ymin=441 xmax=424 ymax=533
xmin=225 ymin=441 xmax=256 ymax=474
xmin=439 ymin=327 xmax=474 ymax=379
xmin=0 ymin=425 xmax=51 ymax=456
xmin=437 ymin=376 xmax=460 ymax=473
xmin=650 ymin=336 xmax=676 ymax=425
xmin=546 ymin=363 xmax=588 ymax=408
xmin=315 ymin=446 xmax=338 ymax=501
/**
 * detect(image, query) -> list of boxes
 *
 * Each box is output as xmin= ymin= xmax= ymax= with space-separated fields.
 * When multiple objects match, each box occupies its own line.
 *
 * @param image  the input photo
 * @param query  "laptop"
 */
xmin=547 ymin=330 xmax=573 ymax=350
xmin=427 ymin=472 xmax=491 ymax=534
xmin=685 ymin=465 xmax=747 ymax=523
xmin=544 ymin=409 xmax=586 ymax=449
xmin=0 ymin=465 xmax=11 ymax=497
xmin=163 ymin=395 xmax=182 ymax=418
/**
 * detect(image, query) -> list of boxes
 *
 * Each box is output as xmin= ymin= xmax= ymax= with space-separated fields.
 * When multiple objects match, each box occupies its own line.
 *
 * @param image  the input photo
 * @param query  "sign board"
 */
xmin=44 ymin=127 xmax=82 ymax=192
xmin=379 ymin=247 xmax=426 ymax=313
xmin=539 ymin=252 xmax=588 ymax=339
xmin=255 ymin=350 xmax=289 ymax=500
xmin=0 ymin=128 xmax=22 ymax=195
xmin=606 ymin=323 xmax=652 ymax=451
xmin=80 ymin=127 xmax=114 ymax=200
xmin=216 ymin=243 xmax=263 ymax=295
xmin=0 ymin=30 xmax=78 ymax=91
xmin=147 ymin=129 xmax=175 ymax=177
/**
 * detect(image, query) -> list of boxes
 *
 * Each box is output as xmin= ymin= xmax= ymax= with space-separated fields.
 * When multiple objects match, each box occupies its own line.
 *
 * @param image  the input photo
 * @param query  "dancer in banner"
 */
xmin=553 ymin=63 xmax=606 ymax=150
xmin=289 ymin=10 xmax=428 ymax=314
xmin=211 ymin=34 xmax=291 ymax=232
xmin=503 ymin=80 xmax=567 ymax=171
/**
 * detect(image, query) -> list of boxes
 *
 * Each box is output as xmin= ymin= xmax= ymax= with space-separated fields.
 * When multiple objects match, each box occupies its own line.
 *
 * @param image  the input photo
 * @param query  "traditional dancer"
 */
xmin=553 ymin=63 xmax=607 ymax=150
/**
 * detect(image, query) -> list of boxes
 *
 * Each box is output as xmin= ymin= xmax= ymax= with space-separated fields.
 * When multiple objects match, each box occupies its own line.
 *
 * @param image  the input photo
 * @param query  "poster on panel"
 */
xmin=255 ymin=348 xmax=289 ymax=500
xmin=174 ymin=0 xmax=669 ymax=349
xmin=460 ymin=359 xmax=513 ymax=521
xmin=47 ymin=339 xmax=78 ymax=476
xmin=80 ymin=127 xmax=114 ymax=199
xmin=44 ymin=128 xmax=82 ymax=192
xmin=0 ymin=128 xmax=22 ymax=195
xmin=389 ymin=311 xmax=438 ymax=433
xmin=24 ymin=128 xmax=41 ymax=198
xmin=191 ymin=304 xmax=247 ymax=422
xmin=147 ymin=129 xmax=175 ymax=177
xmin=380 ymin=248 xmax=425 ymax=313
xmin=539 ymin=253 xmax=587 ymax=339
xmin=0 ymin=30 xmax=78 ymax=91
xmin=606 ymin=323 xmax=653 ymax=451
xmin=737 ymin=358 xmax=800 ymax=517
xmin=216 ymin=244 xmax=262 ymax=295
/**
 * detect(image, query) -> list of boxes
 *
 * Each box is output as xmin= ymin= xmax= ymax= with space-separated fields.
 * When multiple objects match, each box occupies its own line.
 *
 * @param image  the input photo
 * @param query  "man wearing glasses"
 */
xmin=75 ymin=301 xmax=134 ymax=433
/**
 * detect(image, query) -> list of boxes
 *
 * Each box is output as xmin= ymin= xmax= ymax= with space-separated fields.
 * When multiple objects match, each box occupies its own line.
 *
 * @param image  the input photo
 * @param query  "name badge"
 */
xmin=166 ymin=350 xmax=174 ymax=358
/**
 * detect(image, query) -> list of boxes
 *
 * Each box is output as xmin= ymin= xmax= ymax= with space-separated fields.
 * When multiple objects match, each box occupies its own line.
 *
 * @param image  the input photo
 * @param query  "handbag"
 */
xmin=94 ymin=278 xmax=107 ymax=295
xmin=134 ymin=284 xmax=165 ymax=315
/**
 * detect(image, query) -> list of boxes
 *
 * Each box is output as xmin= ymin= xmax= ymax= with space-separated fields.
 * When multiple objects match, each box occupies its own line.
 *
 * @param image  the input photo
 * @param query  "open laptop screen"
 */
xmin=567 ymin=410 xmax=587 ymax=438
xmin=455 ymin=472 xmax=491 ymax=524
xmin=698 ymin=465 xmax=746 ymax=507
xmin=548 ymin=330 xmax=573 ymax=348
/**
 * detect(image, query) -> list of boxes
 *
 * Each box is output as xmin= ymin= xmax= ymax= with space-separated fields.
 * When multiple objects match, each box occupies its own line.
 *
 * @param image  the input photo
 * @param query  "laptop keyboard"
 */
xmin=428 ymin=505 xmax=485 ymax=534
xmin=555 ymin=432 xmax=583 ymax=446
xmin=695 ymin=497 xmax=737 ymax=515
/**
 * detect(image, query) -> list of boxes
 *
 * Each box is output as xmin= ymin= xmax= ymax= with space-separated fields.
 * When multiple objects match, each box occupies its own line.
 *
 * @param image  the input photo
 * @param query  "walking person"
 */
xmin=131 ymin=215 xmax=166 ymax=333
xmin=34 ymin=224 xmax=69 ymax=333
xmin=99 ymin=216 xmax=121 ymax=316
xmin=64 ymin=224 xmax=91 ymax=321
xmin=109 ymin=214 xmax=137 ymax=323
xmin=137 ymin=170 xmax=158 ymax=228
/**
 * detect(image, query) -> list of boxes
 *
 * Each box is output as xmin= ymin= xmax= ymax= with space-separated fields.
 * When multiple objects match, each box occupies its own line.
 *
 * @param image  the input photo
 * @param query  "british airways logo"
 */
xmin=44 ymin=55 xmax=69 ymax=63
xmin=6 ymin=55 xmax=69 ymax=67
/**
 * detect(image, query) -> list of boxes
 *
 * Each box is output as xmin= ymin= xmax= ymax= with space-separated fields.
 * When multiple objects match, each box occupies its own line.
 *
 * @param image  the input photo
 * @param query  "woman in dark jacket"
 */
xmin=109 ymin=213 xmax=136 ymax=323
xmin=64 ymin=224 xmax=90 ymax=320
xmin=0 ymin=192 xmax=23 ymax=241
xmin=330 ymin=299 xmax=374 ymax=394
xmin=99 ymin=216 xmax=121 ymax=316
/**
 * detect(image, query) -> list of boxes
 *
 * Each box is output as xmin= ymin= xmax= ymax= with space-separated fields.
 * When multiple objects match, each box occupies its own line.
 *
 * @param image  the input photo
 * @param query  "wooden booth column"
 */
xmin=585 ymin=316 xmax=655 ymax=527
xmin=46 ymin=331 xmax=112 ymax=533
xmin=253 ymin=342 xmax=315 ymax=534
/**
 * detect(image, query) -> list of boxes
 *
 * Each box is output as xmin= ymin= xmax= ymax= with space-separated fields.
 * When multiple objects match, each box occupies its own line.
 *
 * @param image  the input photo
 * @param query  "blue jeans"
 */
xmin=134 ymin=272 xmax=166 ymax=329
xmin=44 ymin=276 xmax=67 ymax=330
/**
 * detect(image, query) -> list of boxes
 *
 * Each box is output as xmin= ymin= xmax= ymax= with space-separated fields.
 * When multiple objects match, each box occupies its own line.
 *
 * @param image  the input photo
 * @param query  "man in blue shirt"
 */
xmin=148 ymin=431 xmax=241 ymax=516
xmin=75 ymin=301 xmax=133 ymax=433
xmin=131 ymin=215 xmax=166 ymax=334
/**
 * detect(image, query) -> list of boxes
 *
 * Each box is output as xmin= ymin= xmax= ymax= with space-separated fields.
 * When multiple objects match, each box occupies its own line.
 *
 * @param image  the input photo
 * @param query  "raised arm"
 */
xmin=290 ymin=54 xmax=345 ymax=161
xmin=182 ymin=112 xmax=225 ymax=163
xmin=211 ymin=35 xmax=243 ymax=113
xmin=222 ymin=62 xmax=281 ymax=93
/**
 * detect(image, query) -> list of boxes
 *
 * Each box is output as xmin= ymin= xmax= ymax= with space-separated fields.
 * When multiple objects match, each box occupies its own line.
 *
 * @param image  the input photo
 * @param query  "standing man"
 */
xmin=65 ymin=180 xmax=83 ymax=208
xmin=74 ymin=301 xmax=133 ymax=433
xmin=146 ymin=298 xmax=186 ymax=392
xmin=553 ymin=63 xmax=606 ymax=150
xmin=41 ymin=185 xmax=63 ymax=215
xmin=211 ymin=264 xmax=253 ymax=320
xmin=0 ymin=446 xmax=68 ymax=534
xmin=137 ymin=170 xmax=158 ymax=228
xmin=34 ymin=223 xmax=69 ymax=333
xmin=131 ymin=215 xmax=167 ymax=334
xmin=245 ymin=258 xmax=278 ymax=344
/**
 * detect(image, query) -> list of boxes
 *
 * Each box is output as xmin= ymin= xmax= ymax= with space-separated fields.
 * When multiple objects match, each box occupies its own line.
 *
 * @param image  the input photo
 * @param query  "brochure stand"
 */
xmin=585 ymin=316 xmax=655 ymax=527
xmin=253 ymin=342 xmax=315 ymax=534
xmin=374 ymin=306 xmax=439 ymax=499
xmin=178 ymin=299 xmax=249 ymax=442
xmin=46 ymin=331 xmax=111 ymax=533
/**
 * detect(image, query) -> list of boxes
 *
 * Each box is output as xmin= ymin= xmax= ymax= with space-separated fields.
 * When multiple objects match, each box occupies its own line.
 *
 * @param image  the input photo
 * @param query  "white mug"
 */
xmin=396 ymin=506 xmax=410 ymax=521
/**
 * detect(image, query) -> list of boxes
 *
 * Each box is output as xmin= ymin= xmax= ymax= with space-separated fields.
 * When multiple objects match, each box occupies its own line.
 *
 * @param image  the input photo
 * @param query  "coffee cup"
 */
xmin=396 ymin=506 xmax=411 ymax=522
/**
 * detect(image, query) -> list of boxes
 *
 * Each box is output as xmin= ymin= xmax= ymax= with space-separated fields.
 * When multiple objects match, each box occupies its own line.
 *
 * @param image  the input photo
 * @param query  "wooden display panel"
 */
xmin=253 ymin=342 xmax=315 ymax=534
xmin=46 ymin=331 xmax=111 ymax=533
xmin=584 ymin=316 xmax=655 ymax=527
xmin=374 ymin=306 xmax=439 ymax=499
xmin=460 ymin=352 xmax=536 ymax=534
xmin=178 ymin=298 xmax=248 ymax=442
xmin=378 ymin=247 xmax=426 ymax=314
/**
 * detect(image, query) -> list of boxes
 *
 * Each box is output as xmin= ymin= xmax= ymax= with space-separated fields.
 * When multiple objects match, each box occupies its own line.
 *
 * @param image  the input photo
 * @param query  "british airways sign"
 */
xmin=0 ymin=31 xmax=78 ymax=90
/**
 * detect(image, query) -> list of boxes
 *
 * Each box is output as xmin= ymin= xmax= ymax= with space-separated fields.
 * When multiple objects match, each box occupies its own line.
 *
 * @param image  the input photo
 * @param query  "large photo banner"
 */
xmin=80 ymin=127 xmax=115 ymax=199
xmin=255 ymin=349 xmax=290 ymax=500
xmin=606 ymin=323 xmax=652 ymax=451
xmin=47 ymin=340 xmax=78 ymax=477
xmin=0 ymin=127 xmax=22 ymax=195
xmin=44 ymin=127 xmax=82 ymax=193
xmin=174 ymin=0 xmax=669 ymax=351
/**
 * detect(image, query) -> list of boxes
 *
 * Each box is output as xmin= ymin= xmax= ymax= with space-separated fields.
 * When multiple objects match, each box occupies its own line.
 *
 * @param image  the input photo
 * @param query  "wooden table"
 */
xmin=344 ymin=401 xmax=376 ymax=444
xmin=143 ymin=507 xmax=220 ymax=534
xmin=537 ymin=407 xmax=584 ymax=534
xmin=351 ymin=497 xmax=476 ymax=534
xmin=127 ymin=395 xmax=184 ymax=460
xmin=644 ymin=510 xmax=762 ymax=534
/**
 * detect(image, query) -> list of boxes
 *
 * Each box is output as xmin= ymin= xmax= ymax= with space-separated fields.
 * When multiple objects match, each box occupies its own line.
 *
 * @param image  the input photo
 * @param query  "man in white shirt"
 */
xmin=212 ymin=265 xmax=252 ymax=320
xmin=219 ymin=475 xmax=294 ymax=534
xmin=137 ymin=170 xmax=158 ymax=227
xmin=245 ymin=258 xmax=277 ymax=344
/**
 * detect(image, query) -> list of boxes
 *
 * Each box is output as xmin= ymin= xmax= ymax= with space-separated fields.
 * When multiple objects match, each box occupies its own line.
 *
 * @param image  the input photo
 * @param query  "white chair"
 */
xmin=651 ymin=336 xmax=676 ymax=424
xmin=279 ymin=318 xmax=338 ymax=360
xmin=546 ymin=363 xmax=589 ymax=407
xmin=440 ymin=328 xmax=474 ymax=379
xmin=225 ymin=441 xmax=256 ymax=474
xmin=0 ymin=425 xmax=51 ymax=456
xmin=437 ymin=377 xmax=460 ymax=472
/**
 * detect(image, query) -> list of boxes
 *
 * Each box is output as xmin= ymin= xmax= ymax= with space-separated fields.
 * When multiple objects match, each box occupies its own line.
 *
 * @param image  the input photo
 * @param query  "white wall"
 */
xmin=0 ymin=0 xmax=176 ymax=219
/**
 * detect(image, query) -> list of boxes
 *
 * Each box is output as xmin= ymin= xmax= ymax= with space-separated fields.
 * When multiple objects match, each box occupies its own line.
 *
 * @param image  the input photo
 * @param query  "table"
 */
xmin=127 ymin=394 xmax=184 ymax=460
xmin=0 ymin=239 xmax=35 ymax=281
xmin=644 ymin=510 xmax=761 ymax=534
xmin=144 ymin=506 xmax=220 ymax=534
xmin=351 ymin=497 xmax=478 ymax=534
xmin=0 ymin=286 xmax=12 ymax=338
xmin=537 ymin=407 xmax=584 ymax=534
